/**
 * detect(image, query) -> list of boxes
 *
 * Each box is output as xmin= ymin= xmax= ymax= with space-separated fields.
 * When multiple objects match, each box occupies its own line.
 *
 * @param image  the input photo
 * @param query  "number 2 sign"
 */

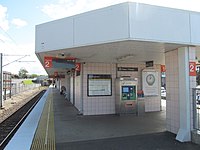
xmin=189 ymin=62 xmax=196 ymax=76
xmin=44 ymin=56 xmax=52 ymax=68
xmin=75 ymin=63 xmax=81 ymax=71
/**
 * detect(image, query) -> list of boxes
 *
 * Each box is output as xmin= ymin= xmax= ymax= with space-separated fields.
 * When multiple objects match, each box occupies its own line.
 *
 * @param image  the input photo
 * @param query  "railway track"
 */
xmin=0 ymin=90 xmax=46 ymax=150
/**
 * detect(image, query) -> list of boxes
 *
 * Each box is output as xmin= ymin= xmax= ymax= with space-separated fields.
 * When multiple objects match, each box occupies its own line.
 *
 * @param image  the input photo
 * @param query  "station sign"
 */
xmin=118 ymin=67 xmax=138 ymax=72
xmin=44 ymin=56 xmax=77 ymax=69
xmin=189 ymin=62 xmax=196 ymax=76
xmin=52 ymin=59 xmax=75 ymax=69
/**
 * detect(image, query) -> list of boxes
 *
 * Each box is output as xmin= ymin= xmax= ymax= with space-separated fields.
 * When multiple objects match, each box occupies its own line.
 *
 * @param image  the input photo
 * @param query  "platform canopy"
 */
xmin=35 ymin=2 xmax=200 ymax=76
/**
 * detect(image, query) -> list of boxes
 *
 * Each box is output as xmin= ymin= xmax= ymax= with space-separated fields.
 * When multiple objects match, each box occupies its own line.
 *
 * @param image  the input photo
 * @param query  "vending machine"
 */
xmin=115 ymin=77 xmax=137 ymax=115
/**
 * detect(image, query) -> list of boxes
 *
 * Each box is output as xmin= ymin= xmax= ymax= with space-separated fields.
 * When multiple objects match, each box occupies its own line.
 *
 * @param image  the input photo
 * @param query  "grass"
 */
xmin=23 ymin=79 xmax=33 ymax=85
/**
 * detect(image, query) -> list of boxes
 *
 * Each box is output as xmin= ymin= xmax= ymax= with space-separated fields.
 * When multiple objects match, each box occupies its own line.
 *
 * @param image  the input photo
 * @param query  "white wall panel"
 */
xmin=35 ymin=17 xmax=74 ymax=53
xmin=82 ymin=63 xmax=116 ymax=115
xmin=35 ymin=2 xmax=200 ymax=54
xmin=65 ymin=77 xmax=70 ymax=100
xmin=129 ymin=3 xmax=190 ymax=43
xmin=70 ymin=76 xmax=74 ymax=104
xmin=165 ymin=49 xmax=180 ymax=134
xmin=190 ymin=13 xmax=200 ymax=44
xmin=75 ymin=76 xmax=81 ymax=111
xmin=74 ymin=3 xmax=129 ymax=46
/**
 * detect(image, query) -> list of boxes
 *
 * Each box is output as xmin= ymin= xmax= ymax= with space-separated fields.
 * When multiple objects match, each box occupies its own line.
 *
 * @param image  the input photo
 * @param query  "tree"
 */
xmin=18 ymin=68 xmax=28 ymax=79
xmin=30 ymin=74 xmax=38 ymax=78
xmin=11 ymin=74 xmax=19 ymax=79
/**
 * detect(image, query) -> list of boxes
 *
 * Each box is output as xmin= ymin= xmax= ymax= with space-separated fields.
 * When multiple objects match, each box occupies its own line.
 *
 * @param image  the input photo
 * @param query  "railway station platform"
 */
xmin=4 ymin=87 xmax=200 ymax=150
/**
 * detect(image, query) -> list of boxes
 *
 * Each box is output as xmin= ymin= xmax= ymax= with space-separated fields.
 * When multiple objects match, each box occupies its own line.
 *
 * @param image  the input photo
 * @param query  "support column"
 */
xmin=176 ymin=46 xmax=196 ymax=142
xmin=80 ymin=63 xmax=84 ymax=114
xmin=165 ymin=49 xmax=180 ymax=134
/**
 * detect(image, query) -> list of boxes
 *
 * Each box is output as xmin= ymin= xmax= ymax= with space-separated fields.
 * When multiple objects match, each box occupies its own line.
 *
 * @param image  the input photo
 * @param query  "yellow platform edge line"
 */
xmin=31 ymin=91 xmax=56 ymax=150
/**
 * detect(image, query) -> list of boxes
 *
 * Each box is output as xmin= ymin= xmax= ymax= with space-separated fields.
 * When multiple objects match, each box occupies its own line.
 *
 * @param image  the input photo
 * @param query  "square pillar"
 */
xmin=176 ymin=46 xmax=196 ymax=142
xmin=166 ymin=47 xmax=196 ymax=142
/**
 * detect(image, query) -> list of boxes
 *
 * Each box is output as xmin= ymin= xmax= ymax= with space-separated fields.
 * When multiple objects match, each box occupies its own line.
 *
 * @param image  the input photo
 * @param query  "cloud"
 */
xmin=0 ymin=5 xmax=10 ymax=44
xmin=11 ymin=18 xmax=27 ymax=28
xmin=1 ymin=42 xmax=47 ymax=75
xmin=41 ymin=0 xmax=126 ymax=19
xmin=41 ymin=0 xmax=200 ymax=19
xmin=0 ymin=5 xmax=41 ymax=74
xmin=0 ymin=5 xmax=9 ymax=31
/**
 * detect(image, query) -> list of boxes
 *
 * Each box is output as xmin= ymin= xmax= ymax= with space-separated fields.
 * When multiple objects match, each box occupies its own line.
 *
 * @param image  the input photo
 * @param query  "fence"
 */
xmin=193 ymin=88 xmax=200 ymax=131
xmin=3 ymin=83 xmax=41 ymax=100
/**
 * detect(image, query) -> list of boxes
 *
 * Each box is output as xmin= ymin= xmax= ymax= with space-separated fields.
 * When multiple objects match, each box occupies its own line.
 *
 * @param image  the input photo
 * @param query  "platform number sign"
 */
xmin=44 ymin=56 xmax=52 ymax=68
xmin=75 ymin=63 xmax=81 ymax=71
xmin=189 ymin=62 xmax=196 ymax=76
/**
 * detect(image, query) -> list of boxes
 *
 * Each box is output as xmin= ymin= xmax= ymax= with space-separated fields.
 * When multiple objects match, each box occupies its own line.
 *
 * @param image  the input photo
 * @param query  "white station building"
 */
xmin=35 ymin=2 xmax=200 ymax=142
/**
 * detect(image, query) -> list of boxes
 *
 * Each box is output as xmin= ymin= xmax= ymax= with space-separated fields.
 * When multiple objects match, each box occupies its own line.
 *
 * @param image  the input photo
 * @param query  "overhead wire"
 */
xmin=0 ymin=38 xmax=5 ymax=43
xmin=0 ymin=26 xmax=18 ymax=45
xmin=3 ymin=55 xmax=20 ymax=70
xmin=0 ymin=25 xmax=33 ymax=72
xmin=2 ymin=55 xmax=29 ymax=67
xmin=0 ymin=25 xmax=18 ymax=65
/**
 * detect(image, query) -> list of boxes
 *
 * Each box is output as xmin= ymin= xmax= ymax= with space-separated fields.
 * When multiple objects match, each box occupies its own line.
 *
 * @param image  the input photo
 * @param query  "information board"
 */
xmin=142 ymin=70 xmax=159 ymax=96
xmin=88 ymin=74 xmax=112 ymax=96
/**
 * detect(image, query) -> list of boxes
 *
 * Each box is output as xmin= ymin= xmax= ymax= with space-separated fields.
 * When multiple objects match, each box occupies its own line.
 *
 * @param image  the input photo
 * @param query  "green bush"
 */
xmin=23 ymin=80 xmax=33 ymax=85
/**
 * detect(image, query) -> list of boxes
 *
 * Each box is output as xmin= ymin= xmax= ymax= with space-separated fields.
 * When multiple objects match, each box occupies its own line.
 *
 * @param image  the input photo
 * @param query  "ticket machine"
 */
xmin=115 ymin=77 xmax=137 ymax=114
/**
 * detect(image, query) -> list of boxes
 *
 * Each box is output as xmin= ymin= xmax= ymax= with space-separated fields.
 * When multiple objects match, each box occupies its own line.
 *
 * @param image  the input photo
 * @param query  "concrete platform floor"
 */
xmin=52 ymin=89 xmax=200 ymax=150
xmin=57 ymin=131 xmax=200 ymax=150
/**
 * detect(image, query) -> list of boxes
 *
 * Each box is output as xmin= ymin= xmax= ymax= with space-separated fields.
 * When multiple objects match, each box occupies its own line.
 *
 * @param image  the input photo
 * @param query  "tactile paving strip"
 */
xmin=31 ymin=92 xmax=55 ymax=150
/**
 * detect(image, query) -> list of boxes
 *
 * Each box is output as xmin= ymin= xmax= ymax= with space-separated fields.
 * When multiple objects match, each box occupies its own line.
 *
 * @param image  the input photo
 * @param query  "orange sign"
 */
xmin=189 ymin=62 xmax=196 ymax=76
xmin=161 ymin=65 xmax=166 ymax=72
xmin=75 ymin=63 xmax=81 ymax=71
xmin=44 ymin=56 xmax=52 ymax=68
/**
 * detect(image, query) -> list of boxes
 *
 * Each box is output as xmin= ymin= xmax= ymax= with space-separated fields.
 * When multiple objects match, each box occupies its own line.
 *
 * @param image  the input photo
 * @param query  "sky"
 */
xmin=0 ymin=0 xmax=200 ymax=75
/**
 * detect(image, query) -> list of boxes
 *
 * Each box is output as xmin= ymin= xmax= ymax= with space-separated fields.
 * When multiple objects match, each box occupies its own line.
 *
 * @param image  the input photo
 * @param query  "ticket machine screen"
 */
xmin=122 ymin=87 xmax=129 ymax=93
xmin=121 ymin=86 xmax=136 ymax=100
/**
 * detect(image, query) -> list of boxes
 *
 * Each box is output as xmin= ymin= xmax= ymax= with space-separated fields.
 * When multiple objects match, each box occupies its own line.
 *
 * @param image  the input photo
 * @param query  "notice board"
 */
xmin=142 ymin=70 xmax=159 ymax=96
xmin=87 ymin=74 xmax=112 ymax=96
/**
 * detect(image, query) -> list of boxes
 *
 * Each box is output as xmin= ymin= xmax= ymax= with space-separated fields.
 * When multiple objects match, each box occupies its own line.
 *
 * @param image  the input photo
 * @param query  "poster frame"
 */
xmin=142 ymin=70 xmax=159 ymax=96
xmin=87 ymin=74 xmax=112 ymax=97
